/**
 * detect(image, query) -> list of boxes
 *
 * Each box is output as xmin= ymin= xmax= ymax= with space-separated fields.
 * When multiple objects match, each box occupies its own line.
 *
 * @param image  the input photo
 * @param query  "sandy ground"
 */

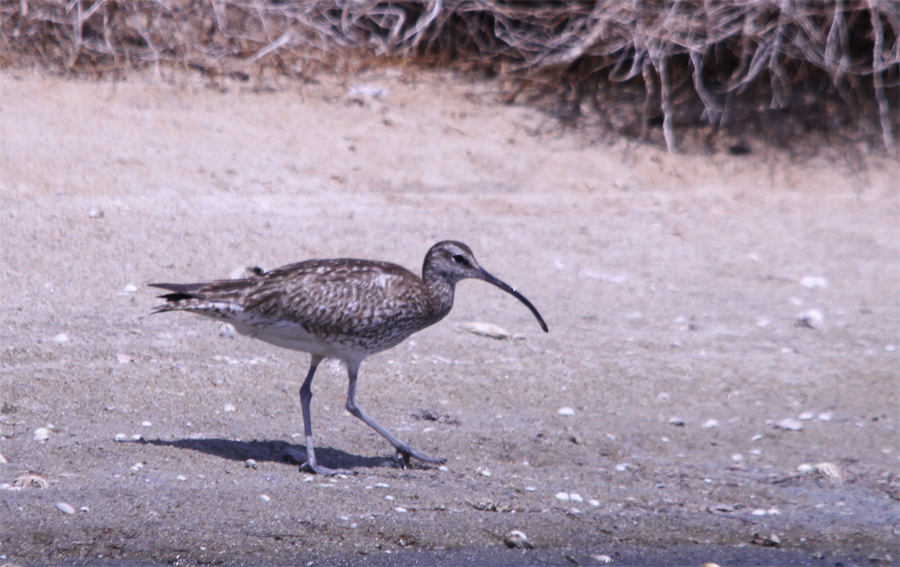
xmin=0 ymin=67 xmax=898 ymax=566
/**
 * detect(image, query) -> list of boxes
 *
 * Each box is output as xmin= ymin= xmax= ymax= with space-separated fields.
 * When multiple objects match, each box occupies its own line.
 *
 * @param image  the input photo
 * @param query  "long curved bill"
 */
xmin=477 ymin=269 xmax=549 ymax=333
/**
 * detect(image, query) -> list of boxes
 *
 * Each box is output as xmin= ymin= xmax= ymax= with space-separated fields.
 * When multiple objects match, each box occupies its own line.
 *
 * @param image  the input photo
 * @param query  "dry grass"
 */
xmin=2 ymin=1 xmax=897 ymax=152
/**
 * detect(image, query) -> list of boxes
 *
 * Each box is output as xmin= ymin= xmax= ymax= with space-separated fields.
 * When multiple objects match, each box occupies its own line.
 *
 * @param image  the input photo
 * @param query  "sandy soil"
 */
xmin=0 ymin=67 xmax=898 ymax=566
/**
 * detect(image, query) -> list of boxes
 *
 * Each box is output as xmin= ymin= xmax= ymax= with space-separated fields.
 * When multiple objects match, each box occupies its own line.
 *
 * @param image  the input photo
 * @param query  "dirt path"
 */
xmin=1 ymin=69 xmax=898 ymax=566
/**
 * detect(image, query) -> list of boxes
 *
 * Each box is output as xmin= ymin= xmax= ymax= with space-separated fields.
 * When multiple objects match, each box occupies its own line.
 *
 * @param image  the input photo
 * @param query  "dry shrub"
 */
xmin=2 ymin=1 xmax=897 ymax=152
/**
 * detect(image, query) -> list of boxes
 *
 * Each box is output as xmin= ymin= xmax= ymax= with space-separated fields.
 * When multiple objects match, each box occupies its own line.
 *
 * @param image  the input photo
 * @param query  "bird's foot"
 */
xmin=396 ymin=448 xmax=447 ymax=469
xmin=299 ymin=460 xmax=354 ymax=476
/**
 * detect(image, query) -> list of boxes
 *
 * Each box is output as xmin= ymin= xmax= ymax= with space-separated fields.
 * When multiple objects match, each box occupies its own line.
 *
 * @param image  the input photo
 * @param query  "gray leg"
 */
xmin=344 ymin=359 xmax=446 ymax=468
xmin=298 ymin=355 xmax=351 ymax=475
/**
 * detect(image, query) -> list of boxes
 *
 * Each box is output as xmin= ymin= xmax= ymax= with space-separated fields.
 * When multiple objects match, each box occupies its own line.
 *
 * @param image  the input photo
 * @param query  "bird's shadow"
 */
xmin=137 ymin=437 xmax=393 ymax=472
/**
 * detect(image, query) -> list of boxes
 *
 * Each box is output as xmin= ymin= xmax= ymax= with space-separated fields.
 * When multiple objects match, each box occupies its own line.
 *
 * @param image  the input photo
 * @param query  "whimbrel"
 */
xmin=151 ymin=241 xmax=548 ymax=475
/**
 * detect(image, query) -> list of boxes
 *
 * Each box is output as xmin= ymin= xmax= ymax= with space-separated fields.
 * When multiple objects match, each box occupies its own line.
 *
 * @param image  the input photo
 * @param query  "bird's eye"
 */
xmin=452 ymin=254 xmax=466 ymax=265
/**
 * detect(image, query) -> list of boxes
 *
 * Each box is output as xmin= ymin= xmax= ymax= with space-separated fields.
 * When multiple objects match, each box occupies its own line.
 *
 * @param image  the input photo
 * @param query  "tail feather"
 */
xmin=149 ymin=282 xmax=209 ymax=313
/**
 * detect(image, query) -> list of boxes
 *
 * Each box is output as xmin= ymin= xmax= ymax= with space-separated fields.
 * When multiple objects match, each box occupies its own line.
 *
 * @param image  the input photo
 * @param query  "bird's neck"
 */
xmin=422 ymin=270 xmax=456 ymax=322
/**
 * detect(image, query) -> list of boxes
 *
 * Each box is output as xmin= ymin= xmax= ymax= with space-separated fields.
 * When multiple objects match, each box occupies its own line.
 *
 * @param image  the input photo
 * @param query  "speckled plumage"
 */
xmin=151 ymin=241 xmax=547 ymax=475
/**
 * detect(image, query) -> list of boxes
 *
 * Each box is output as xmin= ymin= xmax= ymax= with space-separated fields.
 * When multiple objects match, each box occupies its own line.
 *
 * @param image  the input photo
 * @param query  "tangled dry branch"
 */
xmin=2 ymin=0 xmax=897 ymax=150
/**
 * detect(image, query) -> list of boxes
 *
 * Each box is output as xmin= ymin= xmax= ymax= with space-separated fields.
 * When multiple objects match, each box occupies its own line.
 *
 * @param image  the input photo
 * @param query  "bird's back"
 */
xmin=152 ymin=258 xmax=445 ymax=358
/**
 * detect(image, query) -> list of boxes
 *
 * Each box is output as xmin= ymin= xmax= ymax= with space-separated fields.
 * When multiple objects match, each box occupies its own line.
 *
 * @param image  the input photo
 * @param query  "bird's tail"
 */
xmin=149 ymin=282 xmax=208 ymax=313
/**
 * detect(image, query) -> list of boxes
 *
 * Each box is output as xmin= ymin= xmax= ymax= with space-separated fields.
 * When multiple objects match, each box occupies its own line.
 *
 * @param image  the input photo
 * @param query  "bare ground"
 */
xmin=0 ymin=68 xmax=898 ymax=566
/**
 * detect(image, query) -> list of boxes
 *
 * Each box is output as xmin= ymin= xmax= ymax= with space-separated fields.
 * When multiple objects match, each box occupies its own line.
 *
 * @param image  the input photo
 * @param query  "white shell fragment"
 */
xmin=456 ymin=322 xmax=511 ymax=339
xmin=116 ymin=353 xmax=134 ymax=364
xmin=555 ymin=492 xmax=570 ymax=501
xmin=52 ymin=333 xmax=69 ymax=344
xmin=56 ymin=502 xmax=76 ymax=515
xmin=799 ymin=275 xmax=829 ymax=289
xmin=15 ymin=473 xmax=50 ymax=489
xmin=260 ymin=494 xmax=271 ymax=502
xmin=121 ymin=283 xmax=138 ymax=294
xmin=798 ymin=411 xmax=815 ymax=420
xmin=594 ymin=555 xmax=613 ymax=564
xmin=34 ymin=427 xmax=51 ymax=442
xmin=88 ymin=208 xmax=105 ymax=219
xmin=476 ymin=467 xmax=491 ymax=478
xmin=504 ymin=530 xmax=534 ymax=549
xmin=796 ymin=308 xmax=825 ymax=328
xmin=813 ymin=462 xmax=843 ymax=482
xmin=224 ymin=404 xmax=236 ymax=413
xmin=557 ymin=407 xmax=575 ymax=416
xmin=579 ymin=270 xmax=628 ymax=284
xmin=702 ymin=419 xmax=719 ymax=429
xmin=776 ymin=418 xmax=804 ymax=431
xmin=218 ymin=323 xmax=236 ymax=339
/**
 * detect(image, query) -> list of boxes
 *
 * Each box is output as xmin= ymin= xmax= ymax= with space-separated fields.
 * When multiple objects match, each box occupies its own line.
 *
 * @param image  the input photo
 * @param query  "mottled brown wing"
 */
xmin=237 ymin=259 xmax=436 ymax=341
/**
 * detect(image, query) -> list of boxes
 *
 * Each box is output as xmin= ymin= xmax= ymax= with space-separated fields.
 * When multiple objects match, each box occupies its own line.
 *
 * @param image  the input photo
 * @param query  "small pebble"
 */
xmin=555 ymin=492 xmax=570 ymax=501
xmin=131 ymin=463 xmax=144 ymax=471
xmin=260 ymin=494 xmax=270 ymax=502
xmin=702 ymin=419 xmax=719 ymax=429
xmin=141 ymin=421 xmax=152 ymax=427
xmin=218 ymin=323 xmax=236 ymax=339
xmin=615 ymin=463 xmax=628 ymax=472
xmin=818 ymin=412 xmax=833 ymax=421
xmin=33 ymin=427 xmax=51 ymax=442
xmin=116 ymin=353 xmax=134 ymax=364
xmin=385 ymin=495 xmax=395 ymax=501
xmin=798 ymin=411 xmax=815 ymax=420
xmin=244 ymin=459 xmax=258 ymax=469
xmin=731 ymin=453 xmax=744 ymax=462
xmin=569 ymin=493 xmax=583 ymax=502
xmin=799 ymin=275 xmax=829 ymax=289
xmin=224 ymin=404 xmax=236 ymax=413
xmin=394 ymin=506 xmax=407 ymax=513
xmin=504 ymin=530 xmax=534 ymax=549
xmin=52 ymin=333 xmax=69 ymax=344
xmin=176 ymin=475 xmax=186 ymax=481
xmin=594 ymin=555 xmax=613 ymax=564
xmin=121 ymin=283 xmax=138 ymax=294
xmin=796 ymin=308 xmax=825 ymax=328
xmin=557 ymin=407 xmax=575 ymax=416
xmin=567 ymin=507 xmax=581 ymax=515
xmin=751 ymin=508 xmax=767 ymax=516
xmin=0 ymin=453 xmax=7 ymax=464
xmin=476 ymin=467 xmax=491 ymax=478
xmin=525 ymin=486 xmax=536 ymax=492
xmin=114 ymin=433 xmax=127 ymax=442
xmin=56 ymin=502 xmax=76 ymax=515
xmin=588 ymin=499 xmax=600 ymax=507
xmin=88 ymin=208 xmax=104 ymax=219
xmin=668 ymin=417 xmax=685 ymax=426
xmin=776 ymin=418 xmax=803 ymax=431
